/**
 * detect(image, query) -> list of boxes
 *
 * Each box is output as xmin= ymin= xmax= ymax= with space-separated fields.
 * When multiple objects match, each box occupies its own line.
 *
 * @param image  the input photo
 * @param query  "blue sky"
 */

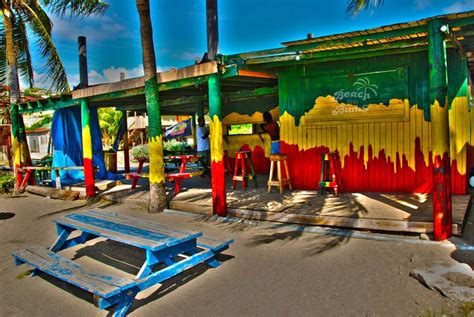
xmin=30 ymin=0 xmax=474 ymax=89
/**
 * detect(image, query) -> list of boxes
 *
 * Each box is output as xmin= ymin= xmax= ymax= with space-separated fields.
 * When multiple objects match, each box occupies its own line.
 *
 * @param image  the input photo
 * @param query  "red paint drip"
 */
xmin=432 ymin=153 xmax=452 ymax=240
xmin=279 ymin=137 xmax=465 ymax=195
xmin=83 ymin=158 xmax=95 ymax=198
xmin=211 ymin=160 xmax=227 ymax=216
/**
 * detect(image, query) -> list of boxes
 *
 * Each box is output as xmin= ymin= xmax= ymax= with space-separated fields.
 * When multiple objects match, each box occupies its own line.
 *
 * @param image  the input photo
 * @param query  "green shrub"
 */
xmin=0 ymin=173 xmax=16 ymax=195
xmin=131 ymin=144 xmax=149 ymax=160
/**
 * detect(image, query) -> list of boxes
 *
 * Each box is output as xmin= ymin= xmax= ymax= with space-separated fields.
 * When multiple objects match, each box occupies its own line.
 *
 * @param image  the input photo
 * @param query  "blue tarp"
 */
xmin=51 ymin=107 xmax=123 ymax=185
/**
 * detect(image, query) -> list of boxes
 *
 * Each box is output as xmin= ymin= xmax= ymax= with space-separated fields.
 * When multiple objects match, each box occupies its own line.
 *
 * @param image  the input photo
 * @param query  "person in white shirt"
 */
xmin=196 ymin=116 xmax=210 ymax=175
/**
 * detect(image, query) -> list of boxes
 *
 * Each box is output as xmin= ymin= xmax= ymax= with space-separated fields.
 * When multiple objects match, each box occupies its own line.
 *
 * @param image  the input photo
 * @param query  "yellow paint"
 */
xmin=82 ymin=126 xmax=93 ymax=159
xmin=210 ymin=115 xmax=224 ymax=163
xmin=279 ymin=95 xmax=469 ymax=176
xmin=13 ymin=138 xmax=20 ymax=166
xmin=222 ymin=106 xmax=279 ymax=125
xmin=224 ymin=134 xmax=272 ymax=158
xmin=301 ymin=96 xmax=409 ymax=125
xmin=149 ymin=135 xmax=165 ymax=184
xmin=431 ymin=98 xmax=450 ymax=158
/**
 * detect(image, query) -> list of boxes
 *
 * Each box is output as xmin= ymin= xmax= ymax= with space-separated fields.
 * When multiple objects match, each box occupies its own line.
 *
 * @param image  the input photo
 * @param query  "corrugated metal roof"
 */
xmin=282 ymin=10 xmax=474 ymax=48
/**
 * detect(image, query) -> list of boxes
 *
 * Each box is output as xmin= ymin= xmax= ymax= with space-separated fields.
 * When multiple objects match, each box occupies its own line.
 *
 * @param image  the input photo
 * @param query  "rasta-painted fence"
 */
xmin=223 ymin=49 xmax=472 ymax=195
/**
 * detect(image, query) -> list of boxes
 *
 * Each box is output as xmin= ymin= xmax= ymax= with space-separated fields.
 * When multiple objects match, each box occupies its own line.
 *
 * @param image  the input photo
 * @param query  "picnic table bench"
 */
xmin=12 ymin=210 xmax=233 ymax=316
xmin=126 ymin=155 xmax=204 ymax=194
xmin=18 ymin=166 xmax=84 ymax=192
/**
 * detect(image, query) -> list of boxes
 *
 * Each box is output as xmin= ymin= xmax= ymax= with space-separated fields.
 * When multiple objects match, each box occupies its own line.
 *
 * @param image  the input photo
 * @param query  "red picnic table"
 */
xmin=126 ymin=155 xmax=204 ymax=194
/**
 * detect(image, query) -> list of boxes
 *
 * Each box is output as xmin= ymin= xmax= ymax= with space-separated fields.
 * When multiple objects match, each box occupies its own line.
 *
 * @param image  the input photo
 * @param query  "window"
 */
xmin=228 ymin=124 xmax=253 ymax=135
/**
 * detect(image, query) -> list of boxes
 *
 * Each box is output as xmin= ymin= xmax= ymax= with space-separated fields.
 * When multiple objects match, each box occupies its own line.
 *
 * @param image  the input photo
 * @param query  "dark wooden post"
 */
xmin=78 ymin=36 xmax=95 ymax=198
xmin=122 ymin=110 xmax=130 ymax=173
xmin=206 ymin=0 xmax=226 ymax=216
xmin=78 ymin=36 xmax=88 ymax=87
xmin=428 ymin=19 xmax=452 ymax=240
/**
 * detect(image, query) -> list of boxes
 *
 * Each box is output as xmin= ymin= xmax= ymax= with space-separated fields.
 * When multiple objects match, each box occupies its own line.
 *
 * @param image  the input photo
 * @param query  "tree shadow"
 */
xmin=35 ymin=203 xmax=91 ymax=220
xmin=0 ymin=212 xmax=15 ymax=220
xmin=127 ymin=253 xmax=233 ymax=315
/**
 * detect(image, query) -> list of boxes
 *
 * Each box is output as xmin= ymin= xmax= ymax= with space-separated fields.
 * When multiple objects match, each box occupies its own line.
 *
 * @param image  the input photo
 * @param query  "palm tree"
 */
xmin=1 ymin=1 xmax=108 ymax=100
xmin=136 ymin=0 xmax=167 ymax=213
xmin=347 ymin=0 xmax=383 ymax=16
xmin=1 ymin=0 xmax=107 ymax=185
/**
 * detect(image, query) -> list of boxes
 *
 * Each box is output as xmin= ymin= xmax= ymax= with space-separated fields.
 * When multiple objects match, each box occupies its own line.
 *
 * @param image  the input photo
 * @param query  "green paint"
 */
xmin=208 ymin=74 xmax=222 ymax=119
xmin=145 ymin=77 xmax=162 ymax=138
xmin=246 ymin=38 xmax=428 ymax=65
xmin=428 ymin=19 xmax=448 ymax=106
xmin=10 ymin=104 xmax=20 ymax=139
xmin=274 ymin=49 xmax=470 ymax=124
xmin=80 ymin=99 xmax=90 ymax=130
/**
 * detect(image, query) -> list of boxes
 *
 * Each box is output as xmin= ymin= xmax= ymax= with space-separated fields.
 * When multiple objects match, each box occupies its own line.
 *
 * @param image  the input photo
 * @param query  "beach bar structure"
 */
xmin=11 ymin=9 xmax=474 ymax=240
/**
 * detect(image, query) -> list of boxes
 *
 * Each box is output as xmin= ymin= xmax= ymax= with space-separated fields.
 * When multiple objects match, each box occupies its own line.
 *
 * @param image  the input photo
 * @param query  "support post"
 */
xmin=122 ymin=110 xmax=130 ymax=173
xmin=206 ymin=0 xmax=219 ymax=61
xmin=208 ymin=74 xmax=227 ymax=216
xmin=78 ymin=36 xmax=88 ymax=87
xmin=81 ymin=99 xmax=95 ymax=198
xmin=428 ymin=19 xmax=452 ymax=241
xmin=206 ymin=0 xmax=226 ymax=216
xmin=191 ymin=113 xmax=197 ymax=149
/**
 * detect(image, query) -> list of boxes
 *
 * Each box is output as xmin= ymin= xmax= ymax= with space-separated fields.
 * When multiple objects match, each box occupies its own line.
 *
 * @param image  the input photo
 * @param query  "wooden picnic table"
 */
xmin=127 ymin=155 xmax=204 ymax=194
xmin=12 ymin=210 xmax=233 ymax=316
xmin=19 ymin=166 xmax=84 ymax=191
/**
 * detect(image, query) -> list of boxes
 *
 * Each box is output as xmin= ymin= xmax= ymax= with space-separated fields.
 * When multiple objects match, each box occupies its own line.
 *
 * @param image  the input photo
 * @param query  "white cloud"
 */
xmin=415 ymin=0 xmax=433 ymax=10
xmin=443 ymin=0 xmax=474 ymax=13
xmin=50 ymin=14 xmax=133 ymax=42
xmin=67 ymin=64 xmax=173 ymax=87
xmin=24 ymin=64 xmax=175 ymax=92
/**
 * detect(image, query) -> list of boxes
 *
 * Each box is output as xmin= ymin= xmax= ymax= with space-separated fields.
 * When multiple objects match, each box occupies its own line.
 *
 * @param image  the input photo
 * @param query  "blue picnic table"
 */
xmin=12 ymin=210 xmax=233 ymax=316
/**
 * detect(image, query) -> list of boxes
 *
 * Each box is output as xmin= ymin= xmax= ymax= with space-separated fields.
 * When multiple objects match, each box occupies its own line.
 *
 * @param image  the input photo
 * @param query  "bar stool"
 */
xmin=232 ymin=151 xmax=257 ymax=190
xmin=319 ymin=152 xmax=341 ymax=196
xmin=267 ymin=154 xmax=292 ymax=194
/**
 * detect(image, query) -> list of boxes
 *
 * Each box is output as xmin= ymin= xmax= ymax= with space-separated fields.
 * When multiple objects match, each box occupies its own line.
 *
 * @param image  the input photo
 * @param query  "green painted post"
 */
xmin=80 ymin=99 xmax=95 ymax=198
xmin=428 ymin=19 xmax=452 ymax=241
xmin=10 ymin=104 xmax=22 ymax=190
xmin=208 ymin=73 xmax=227 ymax=215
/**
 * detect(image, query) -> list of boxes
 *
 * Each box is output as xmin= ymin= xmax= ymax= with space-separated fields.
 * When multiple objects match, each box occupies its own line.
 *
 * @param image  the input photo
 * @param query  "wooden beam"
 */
xmin=226 ymin=209 xmax=459 ymax=234
xmin=237 ymin=69 xmax=277 ymax=79
xmin=246 ymin=38 xmax=428 ymax=65
xmin=72 ymin=62 xmax=218 ymax=100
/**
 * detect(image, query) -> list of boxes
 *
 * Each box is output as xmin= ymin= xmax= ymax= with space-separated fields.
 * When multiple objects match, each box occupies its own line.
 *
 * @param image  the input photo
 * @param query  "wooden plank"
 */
xmin=197 ymin=236 xmax=234 ymax=251
xmin=56 ymin=212 xmax=201 ymax=251
xmin=77 ymin=211 xmax=201 ymax=242
xmin=237 ymin=69 xmax=277 ymax=79
xmin=13 ymin=246 xmax=133 ymax=298
xmin=227 ymin=209 xmax=459 ymax=234
xmin=72 ymin=62 xmax=218 ymax=100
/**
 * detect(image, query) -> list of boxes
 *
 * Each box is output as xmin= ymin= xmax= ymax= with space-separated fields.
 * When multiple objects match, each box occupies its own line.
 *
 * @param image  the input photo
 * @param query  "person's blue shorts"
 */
xmin=271 ymin=141 xmax=280 ymax=154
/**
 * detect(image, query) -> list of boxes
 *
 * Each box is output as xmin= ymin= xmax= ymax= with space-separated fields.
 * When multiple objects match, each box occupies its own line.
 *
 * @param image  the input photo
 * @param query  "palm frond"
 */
xmin=0 ymin=21 xmax=7 ymax=87
xmin=14 ymin=12 xmax=34 ymax=88
xmin=40 ymin=0 xmax=108 ymax=18
xmin=346 ymin=0 xmax=383 ymax=16
xmin=21 ymin=2 xmax=70 ymax=92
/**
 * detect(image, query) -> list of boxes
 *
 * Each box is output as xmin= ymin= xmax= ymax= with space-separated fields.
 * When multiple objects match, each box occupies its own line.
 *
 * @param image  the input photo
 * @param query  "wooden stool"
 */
xmin=319 ymin=152 xmax=341 ymax=195
xmin=267 ymin=154 xmax=292 ymax=194
xmin=232 ymin=151 xmax=257 ymax=190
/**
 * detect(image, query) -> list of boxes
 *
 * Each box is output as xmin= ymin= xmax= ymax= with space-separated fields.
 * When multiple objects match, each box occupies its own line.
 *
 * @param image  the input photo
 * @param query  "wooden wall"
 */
xmin=222 ymin=49 xmax=472 ymax=194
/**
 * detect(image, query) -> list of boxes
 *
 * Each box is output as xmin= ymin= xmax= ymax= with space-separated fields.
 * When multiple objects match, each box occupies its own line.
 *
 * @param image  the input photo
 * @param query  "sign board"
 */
xmin=303 ymin=68 xmax=410 ymax=125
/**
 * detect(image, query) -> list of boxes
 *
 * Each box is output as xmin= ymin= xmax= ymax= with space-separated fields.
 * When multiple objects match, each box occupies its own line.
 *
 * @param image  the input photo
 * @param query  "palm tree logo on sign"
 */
xmin=353 ymin=77 xmax=378 ymax=101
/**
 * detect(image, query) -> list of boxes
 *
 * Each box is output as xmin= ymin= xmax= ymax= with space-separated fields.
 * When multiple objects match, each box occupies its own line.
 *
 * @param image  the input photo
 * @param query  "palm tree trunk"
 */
xmin=3 ymin=6 xmax=32 ymax=189
xmin=136 ymin=0 xmax=167 ymax=212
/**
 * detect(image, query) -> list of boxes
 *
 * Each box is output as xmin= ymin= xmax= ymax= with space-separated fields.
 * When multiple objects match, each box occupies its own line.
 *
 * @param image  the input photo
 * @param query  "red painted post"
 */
xmin=428 ymin=19 xmax=452 ymax=240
